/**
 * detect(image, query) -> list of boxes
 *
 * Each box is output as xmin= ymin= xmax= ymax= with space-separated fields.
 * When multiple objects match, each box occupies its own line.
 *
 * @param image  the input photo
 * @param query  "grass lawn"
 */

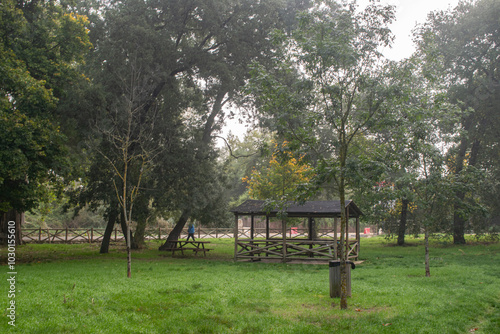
xmin=1 ymin=237 xmax=499 ymax=333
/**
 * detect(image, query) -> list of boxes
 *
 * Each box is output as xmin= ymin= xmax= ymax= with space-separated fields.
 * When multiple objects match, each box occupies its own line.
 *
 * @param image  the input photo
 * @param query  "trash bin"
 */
xmin=329 ymin=260 xmax=356 ymax=298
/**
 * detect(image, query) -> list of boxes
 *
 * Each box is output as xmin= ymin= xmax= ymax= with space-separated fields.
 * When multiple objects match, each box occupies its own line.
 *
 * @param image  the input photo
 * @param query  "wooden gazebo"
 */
xmin=231 ymin=199 xmax=363 ymax=262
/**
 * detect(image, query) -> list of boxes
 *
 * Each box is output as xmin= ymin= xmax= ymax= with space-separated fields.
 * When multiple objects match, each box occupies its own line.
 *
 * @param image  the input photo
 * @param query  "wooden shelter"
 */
xmin=231 ymin=199 xmax=363 ymax=262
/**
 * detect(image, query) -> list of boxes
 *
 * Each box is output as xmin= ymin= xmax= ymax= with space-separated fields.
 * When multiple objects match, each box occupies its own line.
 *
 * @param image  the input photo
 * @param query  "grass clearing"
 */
xmin=1 ymin=237 xmax=499 ymax=333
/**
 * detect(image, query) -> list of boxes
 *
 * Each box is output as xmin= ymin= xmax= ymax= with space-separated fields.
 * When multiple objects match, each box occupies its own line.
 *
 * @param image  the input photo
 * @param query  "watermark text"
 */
xmin=6 ymin=220 xmax=16 ymax=327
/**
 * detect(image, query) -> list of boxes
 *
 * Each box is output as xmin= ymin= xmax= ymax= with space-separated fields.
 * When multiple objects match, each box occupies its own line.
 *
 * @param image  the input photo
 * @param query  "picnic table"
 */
xmin=169 ymin=240 xmax=212 ymax=257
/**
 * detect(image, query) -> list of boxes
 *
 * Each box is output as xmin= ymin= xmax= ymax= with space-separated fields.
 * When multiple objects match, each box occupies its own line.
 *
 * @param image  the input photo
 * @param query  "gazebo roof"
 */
xmin=231 ymin=199 xmax=363 ymax=218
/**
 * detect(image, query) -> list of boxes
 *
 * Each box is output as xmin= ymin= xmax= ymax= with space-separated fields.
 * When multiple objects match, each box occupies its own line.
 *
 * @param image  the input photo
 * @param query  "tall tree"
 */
xmin=94 ymin=63 xmax=162 ymax=276
xmin=365 ymin=57 xmax=460 ymax=244
xmin=71 ymin=0 xmax=314 ymax=253
xmin=248 ymin=0 xmax=395 ymax=309
xmin=155 ymin=0 xmax=314 ymax=250
xmin=0 ymin=0 xmax=91 ymax=245
xmin=416 ymin=0 xmax=500 ymax=243
xmin=79 ymin=0 xmax=198 ymax=251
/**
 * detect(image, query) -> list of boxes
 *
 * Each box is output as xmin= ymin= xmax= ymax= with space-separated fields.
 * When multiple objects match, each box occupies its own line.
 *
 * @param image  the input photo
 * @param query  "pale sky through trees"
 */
xmin=365 ymin=0 xmax=463 ymax=61
xmin=220 ymin=0 xmax=464 ymax=142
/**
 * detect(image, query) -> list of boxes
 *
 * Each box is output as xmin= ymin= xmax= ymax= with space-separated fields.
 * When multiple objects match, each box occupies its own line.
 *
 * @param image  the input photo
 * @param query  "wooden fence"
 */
xmin=21 ymin=227 xmax=237 ymax=243
xmin=21 ymin=226 xmax=367 ymax=244
xmin=22 ymin=227 xmax=123 ymax=243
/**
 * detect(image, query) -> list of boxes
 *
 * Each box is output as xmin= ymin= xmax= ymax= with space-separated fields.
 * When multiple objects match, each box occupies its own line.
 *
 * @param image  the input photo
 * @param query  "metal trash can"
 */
xmin=329 ymin=260 xmax=356 ymax=298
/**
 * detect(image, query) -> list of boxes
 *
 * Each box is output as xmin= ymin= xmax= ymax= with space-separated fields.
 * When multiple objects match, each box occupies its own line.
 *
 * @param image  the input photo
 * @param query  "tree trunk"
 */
xmin=452 ymin=131 xmax=469 ymax=244
xmin=424 ymin=228 xmax=431 ymax=277
xmin=452 ymin=138 xmax=480 ymax=244
xmin=126 ymin=221 xmax=131 ymax=278
xmin=397 ymin=198 xmax=408 ymax=246
xmin=119 ymin=211 xmax=131 ymax=244
xmin=132 ymin=217 xmax=148 ymax=249
xmin=339 ymin=193 xmax=348 ymax=310
xmin=159 ymin=210 xmax=190 ymax=251
xmin=0 ymin=209 xmax=23 ymax=246
xmin=453 ymin=206 xmax=466 ymax=244
xmin=339 ymin=142 xmax=348 ymax=310
xmin=100 ymin=209 xmax=118 ymax=254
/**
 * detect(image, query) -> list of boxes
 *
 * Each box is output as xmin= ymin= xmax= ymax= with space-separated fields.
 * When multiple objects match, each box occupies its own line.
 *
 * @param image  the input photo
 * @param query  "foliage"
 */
xmin=415 ymin=0 xmax=500 ymax=243
xmin=247 ymin=0 xmax=396 ymax=308
xmin=69 ymin=0 xmax=315 ymax=247
xmin=355 ymin=56 xmax=462 ymax=243
xmin=243 ymin=140 xmax=314 ymax=200
xmin=0 ymin=0 xmax=91 ymax=214
xmin=25 ymin=203 xmax=106 ymax=229
xmin=220 ymin=129 xmax=273 ymax=207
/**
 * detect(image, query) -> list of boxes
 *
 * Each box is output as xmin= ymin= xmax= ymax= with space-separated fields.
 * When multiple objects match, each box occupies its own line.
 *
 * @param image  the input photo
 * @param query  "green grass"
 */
xmin=1 ymin=237 xmax=499 ymax=333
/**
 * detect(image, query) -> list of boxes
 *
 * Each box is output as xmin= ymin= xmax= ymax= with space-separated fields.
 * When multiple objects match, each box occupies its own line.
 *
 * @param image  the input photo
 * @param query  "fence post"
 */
xmin=39 ymin=227 xmax=42 ymax=242
xmin=158 ymin=227 xmax=161 ymax=240
xmin=198 ymin=225 xmax=201 ymax=239
xmin=114 ymin=227 xmax=117 ymax=241
xmin=216 ymin=227 xmax=218 ymax=239
xmin=66 ymin=227 xmax=68 ymax=242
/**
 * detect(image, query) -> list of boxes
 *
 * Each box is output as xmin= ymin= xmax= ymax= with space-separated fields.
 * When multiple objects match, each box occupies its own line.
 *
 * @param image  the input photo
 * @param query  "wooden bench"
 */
xmin=169 ymin=240 xmax=212 ymax=257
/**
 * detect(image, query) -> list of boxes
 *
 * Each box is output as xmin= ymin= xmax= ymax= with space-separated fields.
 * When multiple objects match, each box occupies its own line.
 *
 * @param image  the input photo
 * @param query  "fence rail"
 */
xmin=21 ymin=227 xmax=238 ymax=243
xmin=21 ymin=226 xmax=368 ymax=244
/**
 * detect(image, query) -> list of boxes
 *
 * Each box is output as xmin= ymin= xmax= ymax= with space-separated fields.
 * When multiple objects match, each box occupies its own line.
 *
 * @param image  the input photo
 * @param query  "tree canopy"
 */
xmin=0 ymin=0 xmax=91 ymax=244
xmin=1 ymin=0 xmax=498 ymax=267
xmin=416 ymin=0 xmax=500 ymax=242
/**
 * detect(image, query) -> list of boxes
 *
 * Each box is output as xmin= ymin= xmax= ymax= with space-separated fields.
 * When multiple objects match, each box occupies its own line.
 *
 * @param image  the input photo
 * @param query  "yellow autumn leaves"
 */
xmin=242 ymin=141 xmax=314 ymax=200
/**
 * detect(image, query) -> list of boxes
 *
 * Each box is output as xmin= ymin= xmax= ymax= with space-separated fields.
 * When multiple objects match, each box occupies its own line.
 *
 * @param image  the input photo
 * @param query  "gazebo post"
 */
xmin=266 ymin=216 xmax=270 ymax=257
xmin=266 ymin=216 xmax=270 ymax=240
xmin=334 ymin=217 xmax=338 ymax=259
xmin=282 ymin=219 xmax=287 ymax=263
xmin=234 ymin=214 xmax=239 ymax=261
xmin=346 ymin=206 xmax=350 ymax=258
xmin=250 ymin=215 xmax=254 ymax=240
xmin=308 ymin=217 xmax=314 ymax=258
xmin=308 ymin=217 xmax=312 ymax=240
xmin=356 ymin=216 xmax=360 ymax=260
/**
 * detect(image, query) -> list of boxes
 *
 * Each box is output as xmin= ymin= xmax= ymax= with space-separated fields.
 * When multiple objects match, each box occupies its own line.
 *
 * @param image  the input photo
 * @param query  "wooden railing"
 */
xmin=237 ymin=227 xmax=348 ymax=239
xmin=21 ymin=227 xmax=239 ymax=243
xmin=235 ymin=239 xmax=359 ymax=261
xmin=21 ymin=226 xmax=361 ymax=246
xmin=22 ymin=228 xmax=125 ymax=243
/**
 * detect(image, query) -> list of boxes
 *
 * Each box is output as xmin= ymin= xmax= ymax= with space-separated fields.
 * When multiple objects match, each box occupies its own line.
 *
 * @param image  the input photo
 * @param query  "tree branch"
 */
xmin=214 ymin=135 xmax=259 ymax=159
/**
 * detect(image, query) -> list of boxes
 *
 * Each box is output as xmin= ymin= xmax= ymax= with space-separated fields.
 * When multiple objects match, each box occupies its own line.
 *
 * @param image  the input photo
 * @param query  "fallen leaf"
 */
xmin=469 ymin=328 xmax=479 ymax=332
xmin=355 ymin=309 xmax=362 ymax=312
xmin=383 ymin=323 xmax=392 ymax=326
